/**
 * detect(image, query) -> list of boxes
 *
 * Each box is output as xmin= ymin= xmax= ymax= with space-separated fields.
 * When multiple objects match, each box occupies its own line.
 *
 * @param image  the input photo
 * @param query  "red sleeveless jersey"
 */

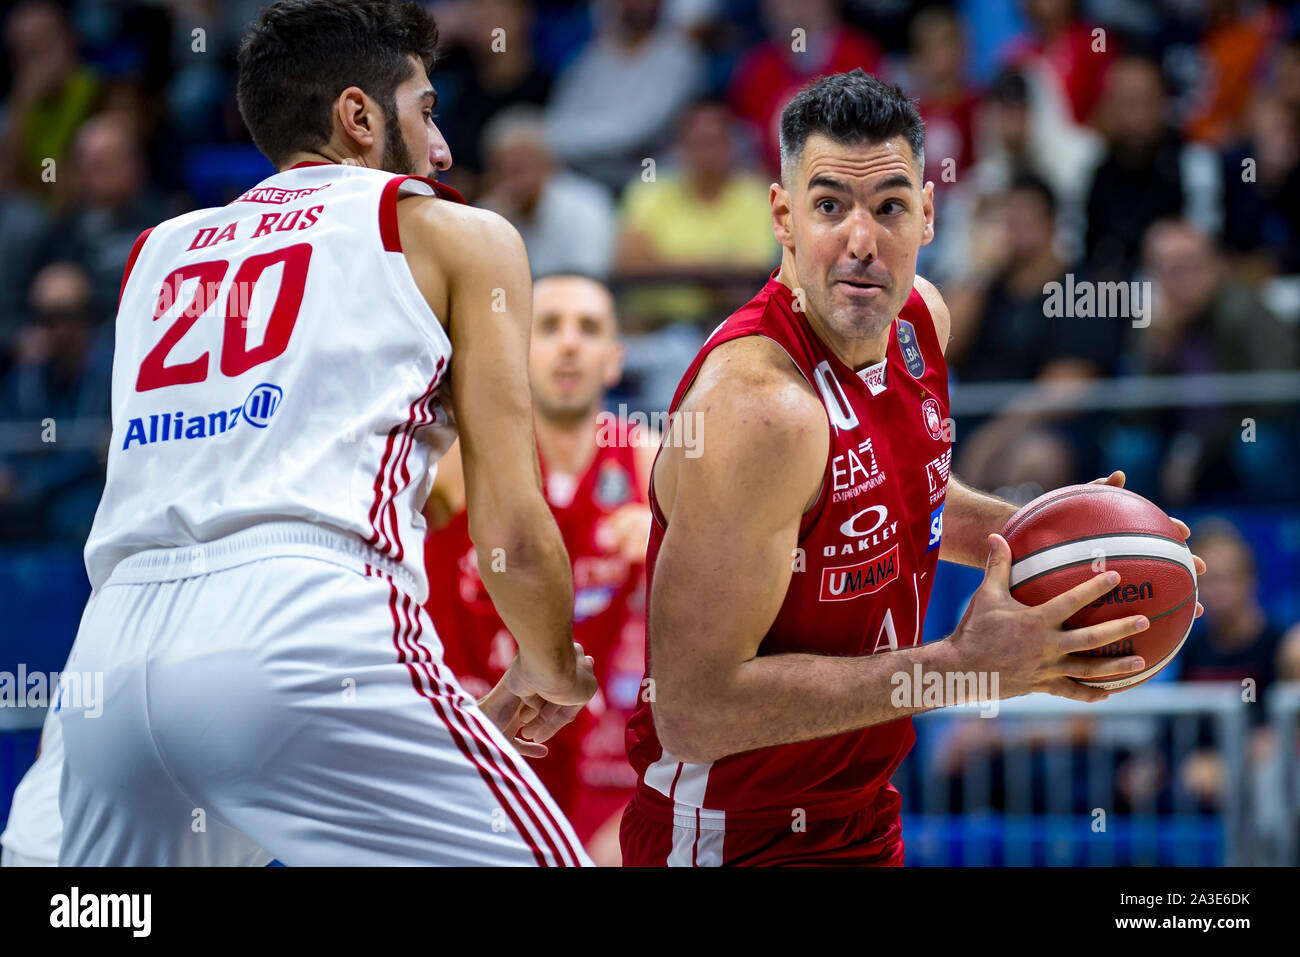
xmin=627 ymin=272 xmax=952 ymax=829
xmin=423 ymin=423 xmax=647 ymax=834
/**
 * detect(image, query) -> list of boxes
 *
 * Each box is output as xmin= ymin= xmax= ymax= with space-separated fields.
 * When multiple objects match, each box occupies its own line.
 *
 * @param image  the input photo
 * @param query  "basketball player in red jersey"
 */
xmin=621 ymin=69 xmax=1206 ymax=866
xmin=425 ymin=274 xmax=655 ymax=865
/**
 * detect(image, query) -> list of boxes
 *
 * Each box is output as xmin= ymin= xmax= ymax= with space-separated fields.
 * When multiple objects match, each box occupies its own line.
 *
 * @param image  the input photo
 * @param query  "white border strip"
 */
xmin=1010 ymin=534 xmax=1194 ymax=587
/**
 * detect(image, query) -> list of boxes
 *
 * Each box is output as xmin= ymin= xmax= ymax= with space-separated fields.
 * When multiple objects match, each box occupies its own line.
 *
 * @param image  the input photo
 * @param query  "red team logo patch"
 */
xmin=921 ymin=397 xmax=944 ymax=441
xmin=819 ymin=544 xmax=900 ymax=601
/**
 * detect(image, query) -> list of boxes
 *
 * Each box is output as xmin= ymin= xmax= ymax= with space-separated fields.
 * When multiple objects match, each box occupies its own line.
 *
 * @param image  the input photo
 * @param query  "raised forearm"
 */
xmin=655 ymin=638 xmax=972 ymax=764
xmin=939 ymin=475 xmax=1017 ymax=567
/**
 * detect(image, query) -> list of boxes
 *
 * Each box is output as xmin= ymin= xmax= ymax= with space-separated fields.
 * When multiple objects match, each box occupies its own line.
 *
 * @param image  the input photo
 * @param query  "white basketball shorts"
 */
xmin=56 ymin=521 xmax=590 ymax=866
xmin=0 ymin=701 xmax=63 ymax=866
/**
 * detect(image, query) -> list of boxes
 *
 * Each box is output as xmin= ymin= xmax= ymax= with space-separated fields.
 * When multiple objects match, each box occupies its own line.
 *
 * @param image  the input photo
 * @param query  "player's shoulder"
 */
xmin=911 ymin=273 xmax=951 ymax=353
xmin=683 ymin=334 xmax=828 ymax=463
xmin=397 ymin=191 xmax=523 ymax=262
xmin=143 ymin=202 xmax=228 ymax=242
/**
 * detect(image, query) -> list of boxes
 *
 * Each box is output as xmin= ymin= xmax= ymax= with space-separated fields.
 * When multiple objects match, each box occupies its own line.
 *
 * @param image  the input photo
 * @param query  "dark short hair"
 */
xmin=778 ymin=69 xmax=925 ymax=184
xmin=1007 ymin=171 xmax=1057 ymax=220
xmin=236 ymin=0 xmax=439 ymax=167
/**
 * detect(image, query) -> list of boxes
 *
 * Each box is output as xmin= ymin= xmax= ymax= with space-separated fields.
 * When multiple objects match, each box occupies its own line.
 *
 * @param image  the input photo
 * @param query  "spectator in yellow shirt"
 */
xmin=615 ymin=100 xmax=779 ymax=326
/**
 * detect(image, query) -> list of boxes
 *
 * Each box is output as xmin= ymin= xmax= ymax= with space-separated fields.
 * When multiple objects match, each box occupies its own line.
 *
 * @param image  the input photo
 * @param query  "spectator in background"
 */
xmin=1278 ymin=31 xmax=1300 ymax=118
xmin=1001 ymin=0 xmax=1111 ymax=126
xmin=0 ymin=149 xmax=53 ymax=364
xmin=1084 ymin=55 xmax=1222 ymax=279
xmin=728 ymin=0 xmax=882 ymax=175
xmin=0 ymin=0 xmax=101 ymax=198
xmin=1280 ymin=623 xmax=1300 ymax=683
xmin=479 ymin=107 xmax=616 ymax=279
xmin=426 ymin=0 xmax=553 ymax=198
xmin=1138 ymin=220 xmax=1296 ymax=377
xmin=1176 ymin=519 xmax=1287 ymax=810
xmin=1130 ymin=219 xmax=1296 ymax=505
xmin=614 ymin=99 xmax=777 ymax=321
xmin=611 ymin=96 xmax=778 ymax=412
xmin=1182 ymin=0 xmax=1282 ymax=146
xmin=163 ymin=0 xmax=266 ymax=147
xmin=936 ymin=70 xmax=1100 ymax=280
xmin=544 ymin=0 xmax=704 ymax=190
xmin=0 ymin=262 xmax=111 ymax=543
xmin=903 ymin=6 xmax=989 ymax=285
xmin=1220 ymin=93 xmax=1300 ymax=277
xmin=904 ymin=6 xmax=980 ymax=189
xmin=946 ymin=174 xmax=1117 ymax=498
xmin=59 ymin=113 xmax=182 ymax=316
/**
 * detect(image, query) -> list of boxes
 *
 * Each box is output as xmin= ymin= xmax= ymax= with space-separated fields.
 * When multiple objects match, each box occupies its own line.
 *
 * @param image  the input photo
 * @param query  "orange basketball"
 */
xmin=1003 ymin=485 xmax=1197 ymax=690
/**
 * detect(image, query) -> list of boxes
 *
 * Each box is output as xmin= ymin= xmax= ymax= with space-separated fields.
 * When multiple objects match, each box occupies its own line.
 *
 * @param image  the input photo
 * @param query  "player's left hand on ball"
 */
xmin=1091 ymin=471 xmax=1205 ymax=618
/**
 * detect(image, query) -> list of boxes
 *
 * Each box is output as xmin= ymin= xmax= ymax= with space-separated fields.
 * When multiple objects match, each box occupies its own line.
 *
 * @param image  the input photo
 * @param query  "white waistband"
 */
xmin=102 ymin=520 xmax=421 ymax=597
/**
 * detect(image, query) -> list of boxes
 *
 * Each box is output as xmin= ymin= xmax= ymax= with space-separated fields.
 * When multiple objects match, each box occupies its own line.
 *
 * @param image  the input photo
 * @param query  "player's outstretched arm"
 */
xmin=649 ymin=340 xmax=1149 ymax=766
xmin=406 ymin=200 xmax=594 ymax=707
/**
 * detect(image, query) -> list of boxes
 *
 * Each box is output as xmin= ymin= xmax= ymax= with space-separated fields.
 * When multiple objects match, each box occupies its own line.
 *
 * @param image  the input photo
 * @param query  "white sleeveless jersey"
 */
xmin=84 ymin=163 xmax=460 ymax=600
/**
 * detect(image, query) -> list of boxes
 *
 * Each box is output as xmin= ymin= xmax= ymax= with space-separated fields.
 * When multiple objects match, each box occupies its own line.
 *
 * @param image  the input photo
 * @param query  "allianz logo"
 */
xmin=121 ymin=382 xmax=283 ymax=450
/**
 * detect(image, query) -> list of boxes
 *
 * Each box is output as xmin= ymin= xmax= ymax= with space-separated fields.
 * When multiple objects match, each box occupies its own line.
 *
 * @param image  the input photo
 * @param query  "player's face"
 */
xmin=774 ymin=134 xmax=933 ymax=356
xmin=381 ymin=57 xmax=452 ymax=177
xmin=529 ymin=277 xmax=623 ymax=424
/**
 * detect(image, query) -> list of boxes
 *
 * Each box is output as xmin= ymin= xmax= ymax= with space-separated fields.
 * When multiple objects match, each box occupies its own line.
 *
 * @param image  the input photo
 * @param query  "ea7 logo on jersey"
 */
xmin=927 ymin=503 xmax=944 ymax=552
xmin=831 ymin=438 xmax=885 ymax=503
xmin=820 ymin=544 xmax=899 ymax=601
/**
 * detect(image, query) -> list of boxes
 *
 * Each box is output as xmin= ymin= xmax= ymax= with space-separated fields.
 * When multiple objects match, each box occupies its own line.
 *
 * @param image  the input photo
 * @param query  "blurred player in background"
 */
xmin=621 ymin=70 xmax=1205 ymax=867
xmin=18 ymin=0 xmax=596 ymax=866
xmin=425 ymin=273 xmax=654 ymax=866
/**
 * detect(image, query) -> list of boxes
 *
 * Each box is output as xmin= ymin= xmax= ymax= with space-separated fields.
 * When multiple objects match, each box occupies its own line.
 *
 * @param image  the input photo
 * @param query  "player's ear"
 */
xmin=921 ymin=180 xmax=935 ymax=248
xmin=335 ymin=86 xmax=377 ymax=152
xmin=771 ymin=182 xmax=794 ymax=252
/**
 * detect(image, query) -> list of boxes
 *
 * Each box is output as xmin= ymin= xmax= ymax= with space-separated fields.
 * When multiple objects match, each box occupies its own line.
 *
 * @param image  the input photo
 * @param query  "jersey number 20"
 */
xmin=135 ymin=242 xmax=312 ymax=392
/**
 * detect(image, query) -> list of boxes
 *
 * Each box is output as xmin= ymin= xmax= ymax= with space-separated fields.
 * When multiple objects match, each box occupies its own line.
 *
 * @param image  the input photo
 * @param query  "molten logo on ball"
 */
xmin=1090 ymin=581 xmax=1153 ymax=606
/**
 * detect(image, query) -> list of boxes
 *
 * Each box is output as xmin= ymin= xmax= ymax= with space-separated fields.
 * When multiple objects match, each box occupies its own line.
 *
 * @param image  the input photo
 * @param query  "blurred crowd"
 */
xmin=0 ymin=0 xmax=1297 ymax=858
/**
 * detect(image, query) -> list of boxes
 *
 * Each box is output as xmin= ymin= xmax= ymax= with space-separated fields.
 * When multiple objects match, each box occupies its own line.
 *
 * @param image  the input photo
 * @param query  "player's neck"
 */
xmin=777 ymin=260 xmax=891 ymax=371
xmin=278 ymin=146 xmax=376 ymax=172
xmin=535 ymin=411 xmax=600 ymax=477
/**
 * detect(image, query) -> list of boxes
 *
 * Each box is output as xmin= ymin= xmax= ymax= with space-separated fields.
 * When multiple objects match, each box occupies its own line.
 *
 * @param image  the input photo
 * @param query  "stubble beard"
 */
xmin=382 ymin=109 xmax=419 ymax=176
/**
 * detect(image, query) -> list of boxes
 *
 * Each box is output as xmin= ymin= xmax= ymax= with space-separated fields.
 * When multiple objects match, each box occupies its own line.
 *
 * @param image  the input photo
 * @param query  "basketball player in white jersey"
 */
xmin=12 ymin=0 xmax=597 ymax=867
